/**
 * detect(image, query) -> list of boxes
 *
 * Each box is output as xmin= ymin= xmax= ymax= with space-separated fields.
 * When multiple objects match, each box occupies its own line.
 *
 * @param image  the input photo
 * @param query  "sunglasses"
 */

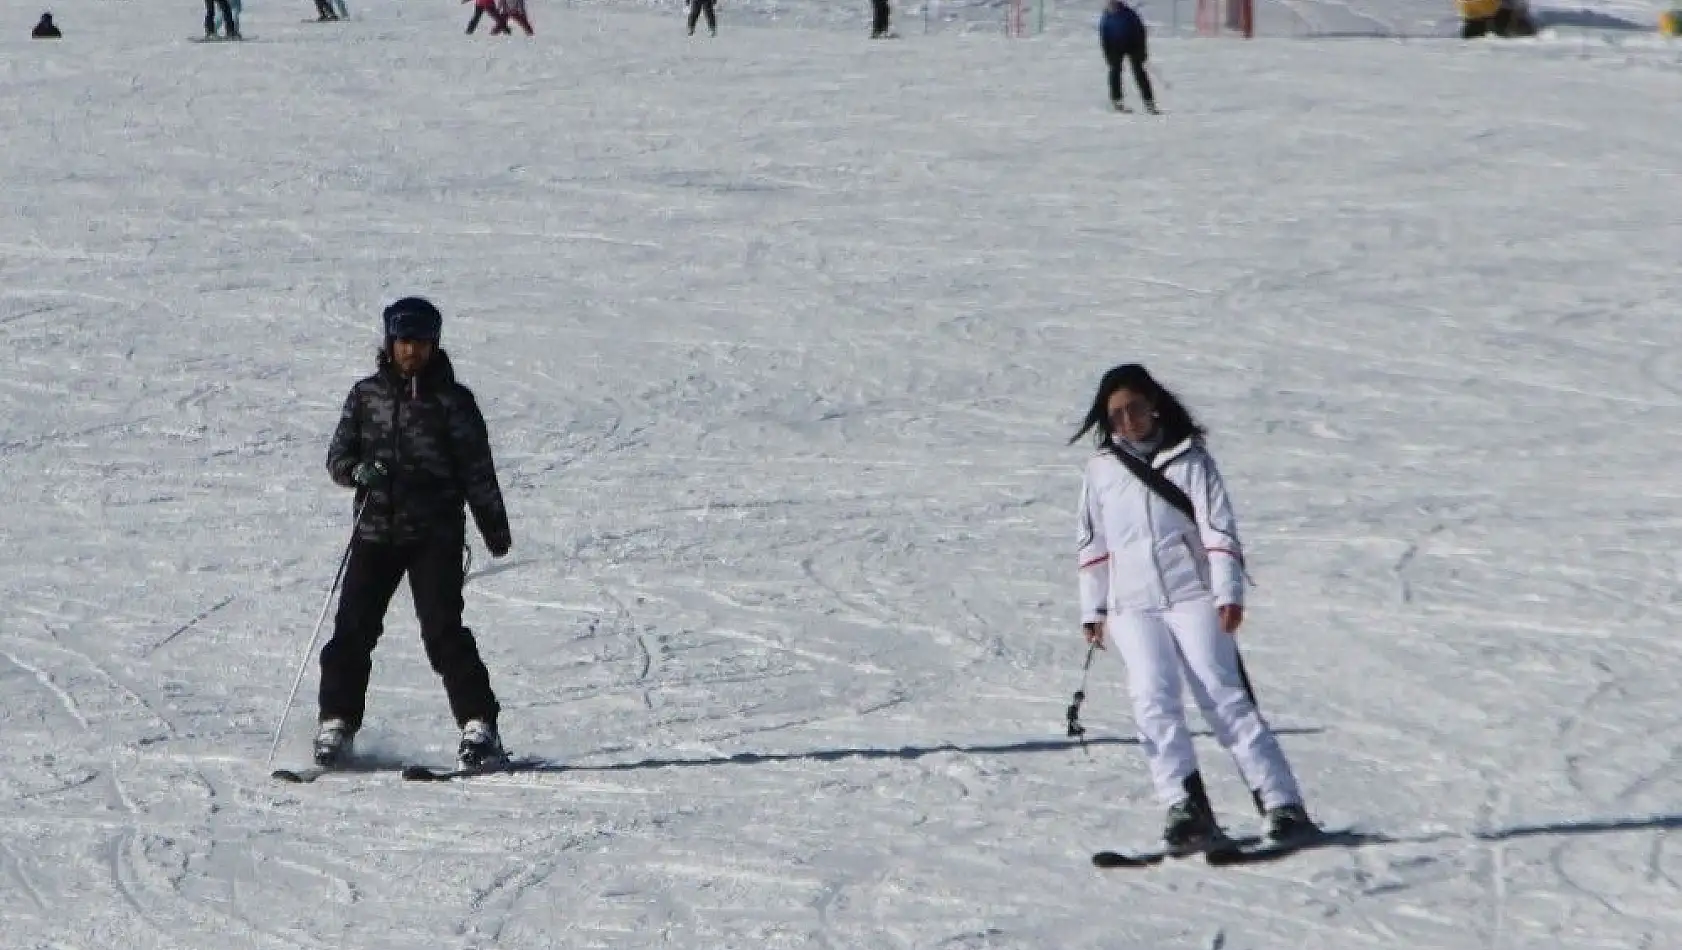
xmin=1107 ymin=400 xmax=1154 ymax=424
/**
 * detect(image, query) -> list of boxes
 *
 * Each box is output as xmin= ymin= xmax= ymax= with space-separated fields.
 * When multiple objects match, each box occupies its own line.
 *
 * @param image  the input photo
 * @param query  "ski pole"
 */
xmin=263 ymin=495 xmax=369 ymax=770
xmin=1232 ymin=643 xmax=1267 ymax=815
xmin=1065 ymin=643 xmax=1098 ymax=754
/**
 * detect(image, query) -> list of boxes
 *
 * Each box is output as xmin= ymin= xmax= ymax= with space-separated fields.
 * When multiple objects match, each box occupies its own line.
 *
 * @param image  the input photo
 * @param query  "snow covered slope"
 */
xmin=4 ymin=0 xmax=1682 ymax=947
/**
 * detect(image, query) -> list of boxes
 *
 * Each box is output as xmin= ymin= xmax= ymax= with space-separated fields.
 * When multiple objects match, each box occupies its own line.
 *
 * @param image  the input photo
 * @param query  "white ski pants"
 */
xmin=1108 ymin=599 xmax=1302 ymax=810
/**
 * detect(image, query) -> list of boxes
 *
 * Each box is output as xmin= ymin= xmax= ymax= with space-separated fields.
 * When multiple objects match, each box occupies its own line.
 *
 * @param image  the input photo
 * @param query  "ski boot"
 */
xmin=457 ymin=719 xmax=509 ymax=770
xmin=1163 ymin=772 xmax=1223 ymax=856
xmin=313 ymin=718 xmax=355 ymax=767
xmin=1263 ymin=802 xmax=1317 ymax=844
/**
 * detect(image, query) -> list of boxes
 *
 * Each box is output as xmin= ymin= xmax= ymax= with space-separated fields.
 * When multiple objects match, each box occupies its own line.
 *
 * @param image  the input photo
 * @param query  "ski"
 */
xmin=1093 ymin=834 xmax=1262 ymax=869
xmin=401 ymin=756 xmax=548 ymax=782
xmin=1096 ymin=828 xmax=1365 ymax=869
xmin=1092 ymin=849 xmax=1166 ymax=868
xmin=1204 ymin=827 xmax=1358 ymax=865
xmin=270 ymin=762 xmax=380 ymax=783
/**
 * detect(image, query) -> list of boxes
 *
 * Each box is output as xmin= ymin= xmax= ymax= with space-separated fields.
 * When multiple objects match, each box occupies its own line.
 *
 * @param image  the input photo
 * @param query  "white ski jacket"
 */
xmin=1077 ymin=437 xmax=1246 ymax=620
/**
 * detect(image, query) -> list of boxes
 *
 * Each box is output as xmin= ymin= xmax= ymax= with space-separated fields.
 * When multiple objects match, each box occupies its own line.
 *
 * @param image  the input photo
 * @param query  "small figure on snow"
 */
xmin=491 ymin=0 xmax=534 ymax=35
xmin=309 ymin=0 xmax=341 ymax=21
xmin=463 ymin=0 xmax=508 ymax=34
xmin=203 ymin=0 xmax=241 ymax=39
xmin=687 ymin=0 xmax=716 ymax=36
xmin=870 ymin=0 xmax=893 ymax=37
xmin=1459 ymin=0 xmax=1536 ymax=37
xmin=215 ymin=0 xmax=242 ymax=36
xmin=1072 ymin=364 xmax=1315 ymax=853
xmin=316 ymin=297 xmax=514 ymax=771
xmin=1098 ymin=0 xmax=1155 ymax=113
xmin=31 ymin=11 xmax=61 ymax=37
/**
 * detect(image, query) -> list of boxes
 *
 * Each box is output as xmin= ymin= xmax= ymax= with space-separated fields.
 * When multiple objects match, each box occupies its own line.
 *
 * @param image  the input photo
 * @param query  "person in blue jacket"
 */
xmin=1098 ymin=0 xmax=1156 ymax=113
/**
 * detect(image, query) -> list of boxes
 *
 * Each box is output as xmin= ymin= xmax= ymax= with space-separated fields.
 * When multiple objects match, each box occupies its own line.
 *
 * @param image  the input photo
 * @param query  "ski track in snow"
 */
xmin=5 ymin=0 xmax=1682 ymax=946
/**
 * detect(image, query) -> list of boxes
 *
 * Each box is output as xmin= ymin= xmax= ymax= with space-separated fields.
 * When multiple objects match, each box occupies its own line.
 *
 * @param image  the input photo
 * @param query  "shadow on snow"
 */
xmin=535 ymin=726 xmax=1326 ymax=772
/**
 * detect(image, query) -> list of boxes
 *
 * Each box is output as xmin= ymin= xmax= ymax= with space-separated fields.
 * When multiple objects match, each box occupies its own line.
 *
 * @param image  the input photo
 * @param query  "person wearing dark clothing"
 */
xmin=1098 ymin=0 xmax=1155 ymax=113
xmin=315 ymin=297 xmax=514 ymax=771
xmin=203 ymin=0 xmax=240 ymax=37
xmin=310 ymin=0 xmax=340 ymax=21
xmin=870 ymin=0 xmax=892 ymax=37
xmin=32 ymin=12 xmax=61 ymax=37
xmin=490 ymin=0 xmax=533 ymax=34
xmin=463 ymin=0 xmax=508 ymax=34
xmin=687 ymin=0 xmax=716 ymax=35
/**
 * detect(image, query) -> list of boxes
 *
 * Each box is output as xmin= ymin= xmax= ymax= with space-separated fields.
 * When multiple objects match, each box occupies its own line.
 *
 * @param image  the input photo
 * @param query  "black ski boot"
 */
xmin=1163 ymin=772 xmax=1222 ymax=855
xmin=1264 ymin=803 xmax=1317 ymax=843
xmin=457 ymin=719 xmax=509 ymax=770
xmin=313 ymin=718 xmax=355 ymax=767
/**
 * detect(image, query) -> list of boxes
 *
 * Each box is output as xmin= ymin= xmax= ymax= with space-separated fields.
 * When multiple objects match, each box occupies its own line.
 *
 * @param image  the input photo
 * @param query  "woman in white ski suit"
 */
xmin=1073 ymin=363 xmax=1311 ymax=846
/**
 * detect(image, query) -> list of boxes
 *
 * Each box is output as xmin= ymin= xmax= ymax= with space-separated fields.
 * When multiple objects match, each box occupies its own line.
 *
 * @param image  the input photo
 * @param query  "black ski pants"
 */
xmin=1104 ymin=40 xmax=1153 ymax=105
xmin=466 ymin=6 xmax=509 ymax=33
xmin=318 ymin=532 xmax=499 ymax=733
xmin=871 ymin=0 xmax=891 ymax=35
xmin=204 ymin=0 xmax=237 ymax=35
xmin=687 ymin=0 xmax=716 ymax=33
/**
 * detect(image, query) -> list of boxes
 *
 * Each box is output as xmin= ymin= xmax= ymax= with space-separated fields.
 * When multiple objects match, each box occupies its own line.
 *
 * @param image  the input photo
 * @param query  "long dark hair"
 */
xmin=1069 ymin=363 xmax=1207 ymax=447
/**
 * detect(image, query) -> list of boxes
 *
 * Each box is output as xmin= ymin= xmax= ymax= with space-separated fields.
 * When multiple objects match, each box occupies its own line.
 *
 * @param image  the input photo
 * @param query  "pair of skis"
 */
xmin=1093 ymin=826 xmax=1337 ymax=868
xmin=271 ymin=755 xmax=547 ymax=784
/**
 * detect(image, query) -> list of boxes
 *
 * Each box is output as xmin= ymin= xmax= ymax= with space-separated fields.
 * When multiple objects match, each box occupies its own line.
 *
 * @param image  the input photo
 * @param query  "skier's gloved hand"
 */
xmin=485 ymin=528 xmax=511 ymax=559
xmin=351 ymin=460 xmax=389 ymax=488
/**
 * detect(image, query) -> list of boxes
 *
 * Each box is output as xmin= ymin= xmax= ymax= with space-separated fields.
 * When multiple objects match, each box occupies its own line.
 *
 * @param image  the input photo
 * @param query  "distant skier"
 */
xmin=1098 ymin=0 xmax=1155 ymax=113
xmin=463 ymin=0 xmax=508 ymax=34
xmin=315 ymin=297 xmax=514 ymax=771
xmin=31 ymin=11 xmax=60 ymax=36
xmin=491 ymin=0 xmax=533 ymax=35
xmin=870 ymin=0 xmax=892 ymax=37
xmin=1072 ymin=363 xmax=1315 ymax=853
xmin=686 ymin=0 xmax=716 ymax=35
xmin=202 ymin=0 xmax=240 ymax=39
xmin=309 ymin=0 xmax=340 ymax=21
xmin=215 ymin=0 xmax=241 ymax=35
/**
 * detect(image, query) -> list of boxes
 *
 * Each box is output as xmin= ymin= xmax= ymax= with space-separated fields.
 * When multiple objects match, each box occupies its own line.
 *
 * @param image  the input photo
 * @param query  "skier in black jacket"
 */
xmin=32 ymin=12 xmax=61 ymax=37
xmin=1099 ymin=0 xmax=1155 ymax=113
xmin=316 ymin=297 xmax=514 ymax=770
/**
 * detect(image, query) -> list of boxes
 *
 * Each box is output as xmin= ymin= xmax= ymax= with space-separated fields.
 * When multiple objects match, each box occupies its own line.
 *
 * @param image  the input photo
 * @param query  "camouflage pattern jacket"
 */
xmin=326 ymin=349 xmax=512 ymax=551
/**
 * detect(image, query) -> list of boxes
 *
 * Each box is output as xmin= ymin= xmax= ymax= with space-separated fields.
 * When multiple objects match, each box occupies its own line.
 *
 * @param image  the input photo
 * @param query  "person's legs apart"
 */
xmin=1125 ymin=47 xmax=1155 ymax=106
xmin=1165 ymin=599 xmax=1303 ymax=809
xmin=1104 ymin=45 xmax=1124 ymax=104
xmin=318 ymin=541 xmax=408 ymax=732
xmin=1109 ymin=609 xmax=1202 ymax=804
xmin=409 ymin=533 xmax=500 ymax=729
